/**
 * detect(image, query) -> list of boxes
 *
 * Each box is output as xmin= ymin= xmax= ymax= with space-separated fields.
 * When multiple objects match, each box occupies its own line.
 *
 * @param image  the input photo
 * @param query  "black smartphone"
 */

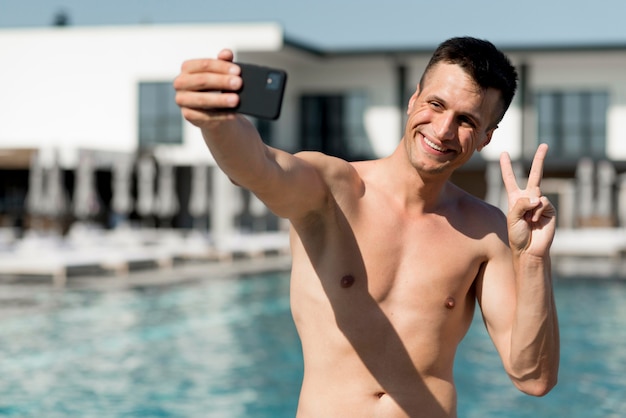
xmin=234 ymin=62 xmax=287 ymax=120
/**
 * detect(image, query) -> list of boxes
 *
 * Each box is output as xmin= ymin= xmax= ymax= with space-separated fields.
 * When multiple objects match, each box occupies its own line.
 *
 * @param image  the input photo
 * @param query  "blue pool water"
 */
xmin=0 ymin=271 xmax=624 ymax=417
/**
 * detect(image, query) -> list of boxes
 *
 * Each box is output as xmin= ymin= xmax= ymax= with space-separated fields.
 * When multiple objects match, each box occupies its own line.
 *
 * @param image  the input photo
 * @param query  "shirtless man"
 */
xmin=174 ymin=37 xmax=559 ymax=417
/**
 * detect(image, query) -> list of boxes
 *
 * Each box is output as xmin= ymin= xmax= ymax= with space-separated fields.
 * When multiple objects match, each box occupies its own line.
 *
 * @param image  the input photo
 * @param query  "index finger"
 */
xmin=526 ymin=143 xmax=549 ymax=189
xmin=500 ymin=150 xmax=519 ymax=194
xmin=180 ymin=55 xmax=239 ymax=76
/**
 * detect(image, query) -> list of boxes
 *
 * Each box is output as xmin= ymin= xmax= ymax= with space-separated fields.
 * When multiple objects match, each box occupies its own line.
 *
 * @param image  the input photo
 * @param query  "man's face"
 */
xmin=404 ymin=62 xmax=502 ymax=176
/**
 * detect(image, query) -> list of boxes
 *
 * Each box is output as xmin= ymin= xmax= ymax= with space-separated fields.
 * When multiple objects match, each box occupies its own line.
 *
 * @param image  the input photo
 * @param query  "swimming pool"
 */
xmin=0 ymin=270 xmax=624 ymax=417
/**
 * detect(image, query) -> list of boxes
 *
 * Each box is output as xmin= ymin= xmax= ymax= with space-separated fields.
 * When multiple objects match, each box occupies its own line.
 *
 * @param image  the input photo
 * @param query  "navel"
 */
xmin=340 ymin=274 xmax=355 ymax=288
xmin=444 ymin=296 xmax=456 ymax=309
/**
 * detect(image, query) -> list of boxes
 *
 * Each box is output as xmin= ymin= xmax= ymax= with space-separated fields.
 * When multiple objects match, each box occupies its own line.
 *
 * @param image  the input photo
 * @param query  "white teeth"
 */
xmin=424 ymin=137 xmax=446 ymax=152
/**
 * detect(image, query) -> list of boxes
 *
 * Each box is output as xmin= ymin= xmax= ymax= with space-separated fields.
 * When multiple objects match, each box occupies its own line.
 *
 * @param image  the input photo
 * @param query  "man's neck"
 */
xmin=381 ymin=147 xmax=453 ymax=214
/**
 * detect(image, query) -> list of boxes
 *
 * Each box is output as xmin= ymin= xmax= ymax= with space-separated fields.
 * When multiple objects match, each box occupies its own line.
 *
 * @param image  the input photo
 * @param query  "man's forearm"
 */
xmin=508 ymin=253 xmax=560 ymax=396
xmin=201 ymin=115 xmax=272 ymax=191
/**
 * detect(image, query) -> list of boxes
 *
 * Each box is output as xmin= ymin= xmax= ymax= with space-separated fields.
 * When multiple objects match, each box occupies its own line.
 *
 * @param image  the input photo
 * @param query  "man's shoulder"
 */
xmin=295 ymin=151 xmax=365 ymax=192
xmin=295 ymin=150 xmax=354 ymax=174
xmin=448 ymin=182 xmax=503 ymax=213
xmin=447 ymin=182 xmax=508 ymax=236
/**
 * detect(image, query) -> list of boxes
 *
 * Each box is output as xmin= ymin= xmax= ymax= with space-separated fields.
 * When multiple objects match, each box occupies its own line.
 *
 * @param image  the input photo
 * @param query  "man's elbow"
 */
xmin=514 ymin=374 xmax=558 ymax=397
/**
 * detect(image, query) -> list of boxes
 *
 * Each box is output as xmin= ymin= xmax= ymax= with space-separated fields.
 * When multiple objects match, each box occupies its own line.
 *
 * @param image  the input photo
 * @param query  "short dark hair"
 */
xmin=420 ymin=37 xmax=518 ymax=124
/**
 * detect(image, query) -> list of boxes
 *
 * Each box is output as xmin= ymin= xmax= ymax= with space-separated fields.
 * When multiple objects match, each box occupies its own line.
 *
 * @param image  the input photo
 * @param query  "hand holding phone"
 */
xmin=232 ymin=62 xmax=288 ymax=120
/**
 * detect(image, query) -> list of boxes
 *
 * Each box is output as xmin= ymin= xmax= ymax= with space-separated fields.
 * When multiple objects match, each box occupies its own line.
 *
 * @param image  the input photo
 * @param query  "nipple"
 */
xmin=340 ymin=275 xmax=355 ymax=288
xmin=444 ymin=297 xmax=456 ymax=309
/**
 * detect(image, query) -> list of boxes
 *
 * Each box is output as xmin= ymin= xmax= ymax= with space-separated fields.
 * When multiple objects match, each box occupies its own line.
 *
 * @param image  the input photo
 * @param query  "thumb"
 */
xmin=509 ymin=196 xmax=540 ymax=221
xmin=217 ymin=49 xmax=235 ymax=62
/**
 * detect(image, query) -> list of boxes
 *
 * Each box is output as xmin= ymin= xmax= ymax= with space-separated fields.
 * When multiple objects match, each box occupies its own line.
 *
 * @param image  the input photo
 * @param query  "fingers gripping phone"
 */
xmin=233 ymin=62 xmax=288 ymax=120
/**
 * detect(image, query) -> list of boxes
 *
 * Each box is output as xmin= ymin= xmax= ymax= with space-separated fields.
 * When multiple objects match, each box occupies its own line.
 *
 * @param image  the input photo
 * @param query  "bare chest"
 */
xmin=291 ymin=205 xmax=487 ymax=331
xmin=344 ymin=210 xmax=485 ymax=303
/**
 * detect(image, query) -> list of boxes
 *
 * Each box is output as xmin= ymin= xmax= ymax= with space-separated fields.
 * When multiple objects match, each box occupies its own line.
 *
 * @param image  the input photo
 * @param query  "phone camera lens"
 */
xmin=266 ymin=72 xmax=282 ymax=91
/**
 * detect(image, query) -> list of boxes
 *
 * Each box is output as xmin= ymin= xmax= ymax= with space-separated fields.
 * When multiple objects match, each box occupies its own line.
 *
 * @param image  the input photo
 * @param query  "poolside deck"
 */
xmin=1 ymin=226 xmax=626 ymax=285
xmin=0 ymin=226 xmax=290 ymax=286
xmin=550 ymin=228 xmax=626 ymax=278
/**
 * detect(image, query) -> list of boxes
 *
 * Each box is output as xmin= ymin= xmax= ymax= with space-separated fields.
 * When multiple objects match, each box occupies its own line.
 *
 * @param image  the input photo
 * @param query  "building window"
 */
xmin=536 ymin=90 xmax=609 ymax=159
xmin=299 ymin=92 xmax=372 ymax=161
xmin=139 ymin=82 xmax=182 ymax=147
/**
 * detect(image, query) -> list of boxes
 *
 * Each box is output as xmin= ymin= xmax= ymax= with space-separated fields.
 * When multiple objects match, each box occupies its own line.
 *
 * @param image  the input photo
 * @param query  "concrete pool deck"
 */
xmin=0 ymin=226 xmax=291 ymax=287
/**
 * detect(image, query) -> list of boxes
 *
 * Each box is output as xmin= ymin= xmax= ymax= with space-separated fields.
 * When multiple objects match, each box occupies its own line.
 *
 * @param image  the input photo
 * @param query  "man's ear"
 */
xmin=477 ymin=126 xmax=497 ymax=151
xmin=407 ymin=84 xmax=420 ymax=115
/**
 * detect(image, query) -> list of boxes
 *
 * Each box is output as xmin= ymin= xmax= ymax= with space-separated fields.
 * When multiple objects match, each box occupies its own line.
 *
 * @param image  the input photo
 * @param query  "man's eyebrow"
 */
xmin=427 ymin=94 xmax=446 ymax=104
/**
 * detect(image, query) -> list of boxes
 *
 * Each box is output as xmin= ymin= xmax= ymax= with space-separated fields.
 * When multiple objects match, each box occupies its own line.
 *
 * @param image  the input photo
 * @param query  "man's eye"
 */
xmin=459 ymin=116 xmax=476 ymax=128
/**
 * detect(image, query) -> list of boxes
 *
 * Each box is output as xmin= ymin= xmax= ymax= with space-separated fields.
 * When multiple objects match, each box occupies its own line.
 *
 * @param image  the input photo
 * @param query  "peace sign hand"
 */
xmin=500 ymin=144 xmax=557 ymax=257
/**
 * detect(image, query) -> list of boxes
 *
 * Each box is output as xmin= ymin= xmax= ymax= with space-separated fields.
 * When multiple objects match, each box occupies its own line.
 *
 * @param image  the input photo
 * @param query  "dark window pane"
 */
xmin=299 ymin=92 xmax=372 ymax=161
xmin=537 ymin=93 xmax=557 ymax=149
xmin=562 ymin=92 xmax=584 ymax=157
xmin=534 ymin=90 xmax=608 ymax=160
xmin=590 ymin=92 xmax=609 ymax=157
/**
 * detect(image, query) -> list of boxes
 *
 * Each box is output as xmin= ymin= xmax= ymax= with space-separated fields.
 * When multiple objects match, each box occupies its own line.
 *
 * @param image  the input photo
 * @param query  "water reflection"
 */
xmin=0 ymin=274 xmax=300 ymax=417
xmin=0 ymin=274 xmax=624 ymax=417
xmin=456 ymin=278 xmax=626 ymax=418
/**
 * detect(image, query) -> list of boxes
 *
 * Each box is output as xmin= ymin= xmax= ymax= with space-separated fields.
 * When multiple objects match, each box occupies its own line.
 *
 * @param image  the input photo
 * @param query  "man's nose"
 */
xmin=433 ymin=113 xmax=456 ymax=140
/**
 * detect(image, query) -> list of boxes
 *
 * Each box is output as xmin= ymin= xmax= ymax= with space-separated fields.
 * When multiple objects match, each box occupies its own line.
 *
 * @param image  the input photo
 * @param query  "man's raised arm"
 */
xmin=173 ymin=49 xmax=327 ymax=219
xmin=478 ymin=144 xmax=560 ymax=397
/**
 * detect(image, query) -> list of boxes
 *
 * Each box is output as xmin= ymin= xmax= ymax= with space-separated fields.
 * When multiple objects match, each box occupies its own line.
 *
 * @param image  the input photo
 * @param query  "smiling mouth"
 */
xmin=424 ymin=136 xmax=450 ymax=153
